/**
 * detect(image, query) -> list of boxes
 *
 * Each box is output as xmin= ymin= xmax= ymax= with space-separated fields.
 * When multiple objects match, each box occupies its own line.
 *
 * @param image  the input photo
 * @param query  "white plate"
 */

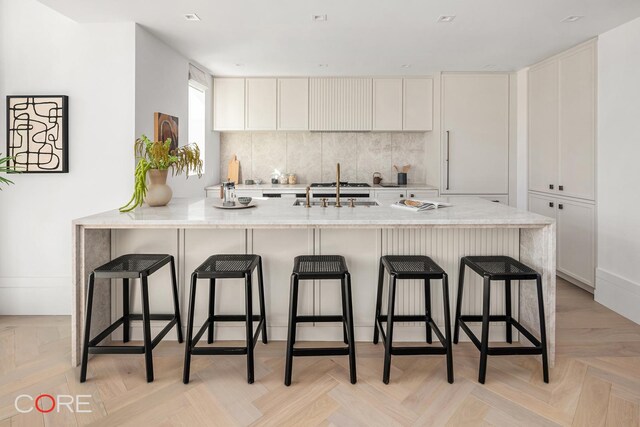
xmin=212 ymin=202 xmax=256 ymax=210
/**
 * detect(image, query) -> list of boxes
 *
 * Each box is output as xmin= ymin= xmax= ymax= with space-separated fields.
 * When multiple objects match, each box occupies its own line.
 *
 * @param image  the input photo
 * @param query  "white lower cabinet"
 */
xmin=528 ymin=193 xmax=595 ymax=288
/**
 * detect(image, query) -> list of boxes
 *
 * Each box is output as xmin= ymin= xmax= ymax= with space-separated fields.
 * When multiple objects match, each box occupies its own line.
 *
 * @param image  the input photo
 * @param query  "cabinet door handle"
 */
xmin=558 ymin=204 xmax=564 ymax=210
xmin=549 ymin=184 xmax=554 ymax=190
xmin=400 ymin=194 xmax=404 ymax=198
xmin=446 ymin=130 xmax=450 ymax=190
xmin=549 ymin=202 xmax=554 ymax=208
xmin=410 ymin=193 xmax=415 ymax=198
xmin=559 ymin=185 xmax=564 ymax=191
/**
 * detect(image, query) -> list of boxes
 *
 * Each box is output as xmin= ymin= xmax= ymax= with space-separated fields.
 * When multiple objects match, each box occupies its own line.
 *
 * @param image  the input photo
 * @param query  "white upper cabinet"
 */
xmin=214 ymin=75 xmax=434 ymax=132
xmin=403 ymin=78 xmax=433 ymax=131
xmin=528 ymin=41 xmax=596 ymax=201
xmin=245 ymin=78 xmax=277 ymax=130
xmin=309 ymin=78 xmax=372 ymax=131
xmin=213 ymin=78 xmax=245 ymax=131
xmin=558 ymin=44 xmax=596 ymax=200
xmin=373 ymin=78 xmax=403 ymax=131
xmin=277 ymin=78 xmax=309 ymax=131
xmin=528 ymin=60 xmax=559 ymax=194
xmin=441 ymin=73 xmax=510 ymax=194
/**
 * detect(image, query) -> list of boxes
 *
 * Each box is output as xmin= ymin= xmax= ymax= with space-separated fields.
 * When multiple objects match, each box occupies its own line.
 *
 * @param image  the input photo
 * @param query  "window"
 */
xmin=188 ymin=83 xmax=206 ymax=173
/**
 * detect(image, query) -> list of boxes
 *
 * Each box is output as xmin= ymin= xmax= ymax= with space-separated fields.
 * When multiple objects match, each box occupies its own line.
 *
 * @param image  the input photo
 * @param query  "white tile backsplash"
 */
xmin=220 ymin=132 xmax=428 ymax=185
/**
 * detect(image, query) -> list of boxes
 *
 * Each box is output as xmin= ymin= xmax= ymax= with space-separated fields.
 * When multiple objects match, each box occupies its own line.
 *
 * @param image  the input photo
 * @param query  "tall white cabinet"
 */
xmin=440 ymin=73 xmax=510 ymax=195
xmin=528 ymin=40 xmax=597 ymax=290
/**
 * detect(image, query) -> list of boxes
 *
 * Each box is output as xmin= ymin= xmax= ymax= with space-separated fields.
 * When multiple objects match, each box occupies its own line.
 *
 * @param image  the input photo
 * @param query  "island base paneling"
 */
xmin=105 ymin=227 xmax=521 ymax=345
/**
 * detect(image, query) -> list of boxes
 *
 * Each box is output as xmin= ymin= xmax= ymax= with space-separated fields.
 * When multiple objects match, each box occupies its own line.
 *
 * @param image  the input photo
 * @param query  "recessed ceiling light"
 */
xmin=312 ymin=14 xmax=327 ymax=22
xmin=437 ymin=15 xmax=456 ymax=23
xmin=318 ymin=64 xmax=328 ymax=68
xmin=184 ymin=13 xmax=200 ymax=21
xmin=562 ymin=15 xmax=584 ymax=23
xmin=401 ymin=64 xmax=412 ymax=68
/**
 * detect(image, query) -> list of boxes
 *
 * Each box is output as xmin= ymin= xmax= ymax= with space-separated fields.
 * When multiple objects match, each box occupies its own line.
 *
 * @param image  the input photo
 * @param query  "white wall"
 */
xmin=0 ymin=0 xmax=136 ymax=314
xmin=134 ymin=25 xmax=218 ymax=197
xmin=0 ymin=2 xmax=220 ymax=315
xmin=595 ymin=16 xmax=640 ymax=323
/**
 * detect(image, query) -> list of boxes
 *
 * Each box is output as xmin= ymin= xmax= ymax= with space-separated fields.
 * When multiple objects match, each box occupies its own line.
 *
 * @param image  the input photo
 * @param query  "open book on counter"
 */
xmin=390 ymin=199 xmax=452 ymax=212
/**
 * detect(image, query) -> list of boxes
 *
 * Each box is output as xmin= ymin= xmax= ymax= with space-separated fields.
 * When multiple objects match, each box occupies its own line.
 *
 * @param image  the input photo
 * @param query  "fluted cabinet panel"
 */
xmin=380 ymin=228 xmax=520 ymax=330
xmin=309 ymin=78 xmax=372 ymax=131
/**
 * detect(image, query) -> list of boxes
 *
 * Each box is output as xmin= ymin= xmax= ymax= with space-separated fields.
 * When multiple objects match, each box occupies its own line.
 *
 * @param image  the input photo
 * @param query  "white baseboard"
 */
xmin=557 ymin=271 xmax=594 ymax=294
xmin=0 ymin=281 xmax=71 ymax=315
xmin=595 ymin=268 xmax=640 ymax=325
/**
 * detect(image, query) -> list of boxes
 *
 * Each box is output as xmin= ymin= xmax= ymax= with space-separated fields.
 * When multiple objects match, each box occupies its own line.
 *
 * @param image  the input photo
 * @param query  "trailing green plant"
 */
xmin=120 ymin=135 xmax=203 ymax=212
xmin=0 ymin=153 xmax=17 ymax=189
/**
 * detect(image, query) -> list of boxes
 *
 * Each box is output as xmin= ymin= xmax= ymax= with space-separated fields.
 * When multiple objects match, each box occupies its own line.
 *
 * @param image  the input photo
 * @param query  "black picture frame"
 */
xmin=6 ymin=95 xmax=69 ymax=173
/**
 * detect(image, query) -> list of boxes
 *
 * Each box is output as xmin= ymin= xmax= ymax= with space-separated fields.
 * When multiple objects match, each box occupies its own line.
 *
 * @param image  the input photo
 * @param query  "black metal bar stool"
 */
xmin=453 ymin=256 xmax=549 ymax=384
xmin=80 ymin=254 xmax=183 ymax=383
xmin=183 ymin=254 xmax=267 ymax=384
xmin=373 ymin=255 xmax=453 ymax=384
xmin=284 ymin=255 xmax=356 ymax=386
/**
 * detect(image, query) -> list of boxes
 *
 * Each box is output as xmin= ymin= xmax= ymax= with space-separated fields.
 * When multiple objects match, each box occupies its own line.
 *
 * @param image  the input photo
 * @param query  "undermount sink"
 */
xmin=293 ymin=199 xmax=380 ymax=207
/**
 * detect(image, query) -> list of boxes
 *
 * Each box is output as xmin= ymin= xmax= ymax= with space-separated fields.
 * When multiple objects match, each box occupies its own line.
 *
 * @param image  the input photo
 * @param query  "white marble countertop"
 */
xmin=204 ymin=183 xmax=440 ymax=191
xmin=74 ymin=197 xmax=554 ymax=229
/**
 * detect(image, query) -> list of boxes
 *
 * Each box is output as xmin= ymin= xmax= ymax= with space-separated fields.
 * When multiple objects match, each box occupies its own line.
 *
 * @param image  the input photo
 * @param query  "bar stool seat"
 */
xmin=80 ymin=254 xmax=183 ymax=383
xmin=373 ymin=255 xmax=454 ymax=384
xmin=183 ymin=254 xmax=267 ymax=384
xmin=285 ymin=255 xmax=356 ymax=386
xmin=453 ymin=256 xmax=549 ymax=384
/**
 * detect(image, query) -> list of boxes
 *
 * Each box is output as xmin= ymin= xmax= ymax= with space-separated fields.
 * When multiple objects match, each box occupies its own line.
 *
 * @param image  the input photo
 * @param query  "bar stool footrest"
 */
xmin=376 ymin=314 xmax=430 ymax=323
xmin=89 ymin=346 xmax=146 ymax=354
xmin=292 ymin=347 xmax=350 ymax=357
xmin=376 ymin=317 xmax=450 ymax=354
xmin=190 ymin=318 xmax=265 ymax=351
xmin=192 ymin=347 xmax=249 ymax=355
xmin=87 ymin=315 xmax=178 ymax=349
xmin=296 ymin=315 xmax=344 ymax=323
xmin=458 ymin=317 xmax=542 ymax=352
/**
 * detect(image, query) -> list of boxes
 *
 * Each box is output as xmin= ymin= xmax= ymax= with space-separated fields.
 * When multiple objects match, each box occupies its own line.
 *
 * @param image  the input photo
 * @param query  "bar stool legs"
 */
xmin=453 ymin=261 xmax=465 ymax=345
xmin=382 ymin=275 xmax=397 ymax=384
xmin=79 ymin=273 xmax=95 ymax=383
xmin=284 ymin=274 xmax=299 ymax=387
xmin=284 ymin=255 xmax=356 ymax=386
xmin=208 ymin=279 xmax=216 ymax=344
xmin=479 ymin=276 xmax=491 ymax=384
xmin=183 ymin=273 xmax=198 ymax=384
xmin=123 ymin=278 xmax=130 ymax=343
xmin=245 ymin=272 xmax=255 ymax=384
xmin=183 ymin=255 xmax=267 ymax=385
xmin=373 ymin=256 xmax=453 ymax=385
xmin=343 ymin=273 xmax=357 ymax=384
xmin=453 ymin=256 xmax=549 ymax=384
xmin=537 ymin=276 xmax=549 ymax=383
xmin=80 ymin=254 xmax=182 ymax=383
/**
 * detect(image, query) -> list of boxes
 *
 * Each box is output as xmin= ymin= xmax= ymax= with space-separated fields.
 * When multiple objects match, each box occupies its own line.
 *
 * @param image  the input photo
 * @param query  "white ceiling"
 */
xmin=39 ymin=0 xmax=640 ymax=76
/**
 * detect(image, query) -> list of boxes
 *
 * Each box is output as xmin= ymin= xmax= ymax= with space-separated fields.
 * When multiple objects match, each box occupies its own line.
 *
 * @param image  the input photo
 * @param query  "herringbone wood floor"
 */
xmin=1 ymin=279 xmax=640 ymax=426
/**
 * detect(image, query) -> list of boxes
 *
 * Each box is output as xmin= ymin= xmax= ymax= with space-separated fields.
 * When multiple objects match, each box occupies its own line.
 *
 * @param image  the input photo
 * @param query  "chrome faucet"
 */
xmin=305 ymin=186 xmax=311 ymax=208
xmin=335 ymin=163 xmax=342 ymax=208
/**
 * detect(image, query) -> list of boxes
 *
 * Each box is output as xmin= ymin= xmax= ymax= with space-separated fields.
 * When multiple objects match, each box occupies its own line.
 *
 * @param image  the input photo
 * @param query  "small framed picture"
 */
xmin=6 ymin=95 xmax=69 ymax=173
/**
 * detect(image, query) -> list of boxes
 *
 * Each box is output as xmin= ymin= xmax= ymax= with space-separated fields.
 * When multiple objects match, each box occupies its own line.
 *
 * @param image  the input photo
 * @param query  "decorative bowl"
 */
xmin=238 ymin=197 xmax=252 ymax=206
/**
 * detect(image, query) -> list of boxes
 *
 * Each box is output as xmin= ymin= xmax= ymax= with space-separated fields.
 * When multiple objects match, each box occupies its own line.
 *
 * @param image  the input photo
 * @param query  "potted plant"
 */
xmin=0 ymin=153 xmax=16 ymax=189
xmin=120 ymin=135 xmax=203 ymax=212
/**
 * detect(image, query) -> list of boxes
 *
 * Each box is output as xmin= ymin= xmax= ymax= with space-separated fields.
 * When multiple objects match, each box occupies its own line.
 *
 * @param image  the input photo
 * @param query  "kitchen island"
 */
xmin=72 ymin=197 xmax=555 ymax=367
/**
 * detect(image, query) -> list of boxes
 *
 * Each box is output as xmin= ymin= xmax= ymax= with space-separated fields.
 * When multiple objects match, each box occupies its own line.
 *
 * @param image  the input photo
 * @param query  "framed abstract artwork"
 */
xmin=154 ymin=112 xmax=179 ymax=152
xmin=6 ymin=95 xmax=69 ymax=173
